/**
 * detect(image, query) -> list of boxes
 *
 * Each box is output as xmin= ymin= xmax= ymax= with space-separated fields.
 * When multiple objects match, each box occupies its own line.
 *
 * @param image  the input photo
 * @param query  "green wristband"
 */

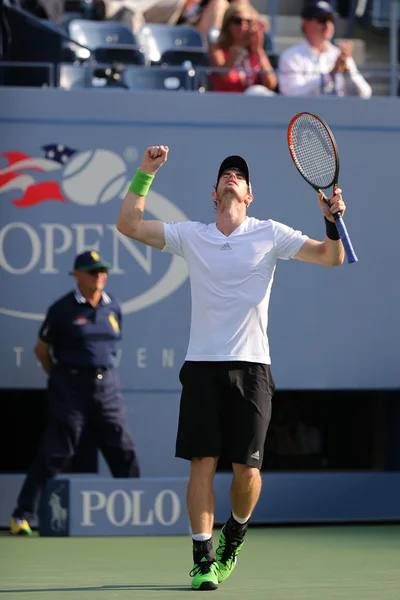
xmin=129 ymin=169 xmax=154 ymax=196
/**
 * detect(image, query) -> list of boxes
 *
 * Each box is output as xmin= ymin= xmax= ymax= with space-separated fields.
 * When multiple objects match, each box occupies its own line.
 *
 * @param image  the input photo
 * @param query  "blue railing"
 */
xmin=0 ymin=61 xmax=397 ymax=96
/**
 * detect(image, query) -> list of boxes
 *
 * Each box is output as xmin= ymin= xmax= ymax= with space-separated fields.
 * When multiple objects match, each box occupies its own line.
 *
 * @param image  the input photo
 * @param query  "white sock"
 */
xmin=192 ymin=533 xmax=212 ymax=542
xmin=232 ymin=512 xmax=251 ymax=525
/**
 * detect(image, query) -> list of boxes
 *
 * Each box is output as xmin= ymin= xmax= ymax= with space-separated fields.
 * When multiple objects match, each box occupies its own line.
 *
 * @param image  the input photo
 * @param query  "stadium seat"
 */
xmin=58 ymin=64 xmax=90 ymax=89
xmin=62 ymin=11 xmax=84 ymax=29
xmin=59 ymin=64 xmax=128 ymax=90
xmin=61 ymin=40 xmax=91 ymax=63
xmin=68 ymin=19 xmax=146 ymax=65
xmin=92 ymin=45 xmax=145 ymax=65
xmin=138 ymin=23 xmax=205 ymax=65
xmin=122 ymin=66 xmax=194 ymax=91
xmin=159 ymin=48 xmax=208 ymax=67
xmin=68 ymin=19 xmax=139 ymax=48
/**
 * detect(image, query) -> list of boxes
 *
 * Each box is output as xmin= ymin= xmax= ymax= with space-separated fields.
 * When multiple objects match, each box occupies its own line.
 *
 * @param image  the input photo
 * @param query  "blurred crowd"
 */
xmin=3 ymin=0 xmax=372 ymax=97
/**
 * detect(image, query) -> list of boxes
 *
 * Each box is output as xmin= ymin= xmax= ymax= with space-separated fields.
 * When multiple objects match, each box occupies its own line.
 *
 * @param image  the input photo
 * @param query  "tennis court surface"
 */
xmin=1 ymin=525 xmax=400 ymax=599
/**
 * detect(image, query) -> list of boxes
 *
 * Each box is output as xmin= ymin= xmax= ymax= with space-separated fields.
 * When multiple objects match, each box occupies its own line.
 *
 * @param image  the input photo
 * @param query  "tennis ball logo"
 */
xmin=61 ymin=149 xmax=127 ymax=206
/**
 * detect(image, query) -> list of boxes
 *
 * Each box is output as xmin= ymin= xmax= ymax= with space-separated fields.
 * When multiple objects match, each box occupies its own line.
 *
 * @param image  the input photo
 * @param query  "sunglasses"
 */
xmin=231 ymin=16 xmax=253 ymax=25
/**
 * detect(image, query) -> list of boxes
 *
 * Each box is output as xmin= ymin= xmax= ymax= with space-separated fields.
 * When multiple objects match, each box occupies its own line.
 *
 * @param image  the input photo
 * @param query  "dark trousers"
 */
xmin=15 ymin=367 xmax=140 ymax=520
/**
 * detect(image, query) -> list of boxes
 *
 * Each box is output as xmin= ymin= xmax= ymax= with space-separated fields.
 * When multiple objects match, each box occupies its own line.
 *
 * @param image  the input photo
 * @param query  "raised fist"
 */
xmin=140 ymin=145 xmax=169 ymax=175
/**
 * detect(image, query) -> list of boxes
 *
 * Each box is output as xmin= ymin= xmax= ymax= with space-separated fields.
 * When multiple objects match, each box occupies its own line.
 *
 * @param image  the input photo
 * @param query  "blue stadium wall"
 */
xmin=1 ymin=88 xmax=399 ymax=527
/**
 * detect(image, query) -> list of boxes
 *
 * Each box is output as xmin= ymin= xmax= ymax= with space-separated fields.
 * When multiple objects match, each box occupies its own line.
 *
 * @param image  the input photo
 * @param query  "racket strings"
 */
xmin=290 ymin=115 xmax=336 ymax=188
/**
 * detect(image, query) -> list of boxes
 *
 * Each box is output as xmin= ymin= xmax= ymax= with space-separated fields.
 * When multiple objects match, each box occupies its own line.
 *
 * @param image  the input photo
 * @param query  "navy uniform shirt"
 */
xmin=39 ymin=289 xmax=122 ymax=369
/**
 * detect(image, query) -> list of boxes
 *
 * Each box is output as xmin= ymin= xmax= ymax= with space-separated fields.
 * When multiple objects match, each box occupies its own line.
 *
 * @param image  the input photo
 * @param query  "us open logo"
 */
xmin=0 ymin=145 xmax=188 ymax=320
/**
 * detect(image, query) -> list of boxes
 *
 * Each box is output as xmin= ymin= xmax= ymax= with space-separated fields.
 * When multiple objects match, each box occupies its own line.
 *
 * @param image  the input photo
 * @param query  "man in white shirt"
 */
xmin=117 ymin=145 xmax=346 ymax=590
xmin=278 ymin=0 xmax=372 ymax=98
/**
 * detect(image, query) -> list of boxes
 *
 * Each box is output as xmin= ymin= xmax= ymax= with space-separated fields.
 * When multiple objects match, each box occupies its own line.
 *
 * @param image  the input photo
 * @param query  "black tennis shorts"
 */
xmin=175 ymin=361 xmax=275 ymax=468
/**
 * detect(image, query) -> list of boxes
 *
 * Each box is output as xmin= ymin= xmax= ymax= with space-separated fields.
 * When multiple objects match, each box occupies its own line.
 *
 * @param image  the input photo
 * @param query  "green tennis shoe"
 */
xmin=216 ymin=529 xmax=244 ymax=583
xmin=190 ymin=557 xmax=219 ymax=591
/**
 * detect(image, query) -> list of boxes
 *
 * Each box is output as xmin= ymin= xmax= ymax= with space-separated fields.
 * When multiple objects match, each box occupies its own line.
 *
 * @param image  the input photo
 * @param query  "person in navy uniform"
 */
xmin=9 ymin=250 xmax=140 ymax=535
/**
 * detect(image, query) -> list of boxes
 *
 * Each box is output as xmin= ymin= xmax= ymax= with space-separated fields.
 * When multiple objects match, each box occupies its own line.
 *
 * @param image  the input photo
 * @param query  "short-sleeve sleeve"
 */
xmin=272 ymin=220 xmax=308 ymax=260
xmin=38 ymin=306 xmax=58 ymax=345
xmin=162 ymin=221 xmax=194 ymax=258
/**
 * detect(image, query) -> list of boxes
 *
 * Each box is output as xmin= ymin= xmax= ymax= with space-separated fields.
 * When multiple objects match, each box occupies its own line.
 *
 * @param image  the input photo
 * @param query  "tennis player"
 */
xmin=117 ymin=145 xmax=346 ymax=590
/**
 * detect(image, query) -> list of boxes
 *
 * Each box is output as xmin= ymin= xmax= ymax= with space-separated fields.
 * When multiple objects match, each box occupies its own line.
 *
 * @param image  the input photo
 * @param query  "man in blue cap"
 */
xmin=9 ymin=250 xmax=140 ymax=535
xmin=278 ymin=1 xmax=371 ymax=98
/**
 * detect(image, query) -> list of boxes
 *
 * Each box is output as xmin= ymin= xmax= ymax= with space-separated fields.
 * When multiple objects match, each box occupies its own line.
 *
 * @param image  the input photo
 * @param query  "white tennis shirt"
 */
xmin=163 ymin=217 xmax=308 ymax=364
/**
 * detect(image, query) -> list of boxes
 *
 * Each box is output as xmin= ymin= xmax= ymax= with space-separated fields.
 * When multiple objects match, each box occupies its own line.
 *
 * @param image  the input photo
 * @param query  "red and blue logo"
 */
xmin=0 ymin=145 xmax=128 ymax=207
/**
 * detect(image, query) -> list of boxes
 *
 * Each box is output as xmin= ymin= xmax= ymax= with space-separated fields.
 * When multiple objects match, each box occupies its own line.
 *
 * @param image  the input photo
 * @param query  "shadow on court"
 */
xmin=0 ymin=585 xmax=190 ymax=594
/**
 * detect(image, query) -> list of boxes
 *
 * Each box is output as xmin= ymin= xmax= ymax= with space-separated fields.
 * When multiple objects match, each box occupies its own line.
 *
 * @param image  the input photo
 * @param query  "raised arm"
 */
xmin=117 ymin=146 xmax=169 ymax=249
xmin=209 ymin=43 xmax=247 ymax=81
xmin=294 ymin=187 xmax=346 ymax=266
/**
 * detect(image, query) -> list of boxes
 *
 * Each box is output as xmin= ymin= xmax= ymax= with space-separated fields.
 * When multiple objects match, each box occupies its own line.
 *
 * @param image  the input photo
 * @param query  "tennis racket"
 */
xmin=287 ymin=112 xmax=358 ymax=264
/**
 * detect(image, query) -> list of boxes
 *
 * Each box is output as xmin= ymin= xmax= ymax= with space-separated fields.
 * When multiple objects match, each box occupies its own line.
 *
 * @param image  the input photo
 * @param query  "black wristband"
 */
xmin=324 ymin=217 xmax=340 ymax=240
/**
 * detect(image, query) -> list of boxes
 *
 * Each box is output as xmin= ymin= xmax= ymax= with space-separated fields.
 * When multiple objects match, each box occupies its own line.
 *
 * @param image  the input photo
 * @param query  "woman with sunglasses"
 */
xmin=209 ymin=1 xmax=277 ymax=94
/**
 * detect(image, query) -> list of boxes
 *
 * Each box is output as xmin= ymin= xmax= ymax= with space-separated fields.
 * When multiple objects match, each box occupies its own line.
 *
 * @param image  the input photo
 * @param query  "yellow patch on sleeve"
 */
xmin=108 ymin=313 xmax=120 ymax=333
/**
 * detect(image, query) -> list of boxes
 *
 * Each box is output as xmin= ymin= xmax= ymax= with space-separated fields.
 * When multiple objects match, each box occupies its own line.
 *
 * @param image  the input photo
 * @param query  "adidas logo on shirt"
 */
xmin=220 ymin=243 xmax=232 ymax=251
xmin=251 ymin=450 xmax=260 ymax=460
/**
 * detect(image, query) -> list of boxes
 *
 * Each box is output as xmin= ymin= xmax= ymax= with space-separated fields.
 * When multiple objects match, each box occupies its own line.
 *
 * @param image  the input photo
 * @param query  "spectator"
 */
xmin=278 ymin=1 xmax=372 ymax=98
xmin=37 ymin=0 xmax=64 ymax=23
xmin=98 ymin=0 xmax=188 ymax=34
xmin=180 ymin=0 xmax=258 ymax=42
xmin=209 ymin=1 xmax=277 ymax=94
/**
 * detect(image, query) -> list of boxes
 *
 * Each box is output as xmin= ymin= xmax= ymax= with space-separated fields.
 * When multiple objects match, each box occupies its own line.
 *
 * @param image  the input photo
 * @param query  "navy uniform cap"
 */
xmin=301 ymin=1 xmax=336 ymax=19
xmin=70 ymin=250 xmax=113 ymax=273
xmin=217 ymin=155 xmax=252 ymax=192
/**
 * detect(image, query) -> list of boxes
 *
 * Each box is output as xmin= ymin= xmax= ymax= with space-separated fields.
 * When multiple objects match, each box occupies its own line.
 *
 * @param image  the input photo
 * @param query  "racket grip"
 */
xmin=333 ymin=216 xmax=358 ymax=264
